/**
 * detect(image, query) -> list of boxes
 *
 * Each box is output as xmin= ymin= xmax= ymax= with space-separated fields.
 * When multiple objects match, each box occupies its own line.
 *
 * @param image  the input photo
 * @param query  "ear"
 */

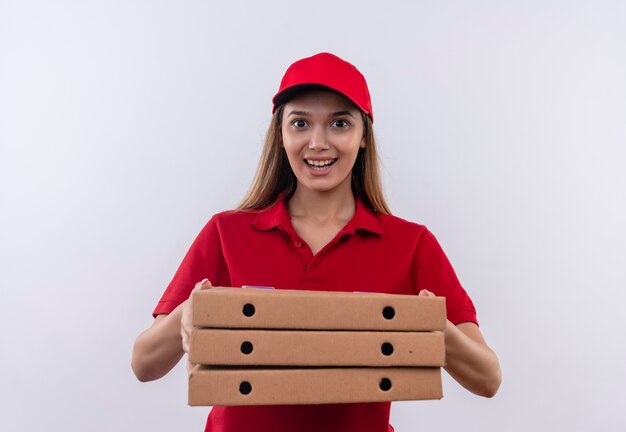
xmin=359 ymin=137 xmax=366 ymax=149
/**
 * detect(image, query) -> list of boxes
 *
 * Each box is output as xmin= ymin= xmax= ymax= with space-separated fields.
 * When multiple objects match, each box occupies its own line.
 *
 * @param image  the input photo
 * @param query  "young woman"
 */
xmin=132 ymin=52 xmax=502 ymax=432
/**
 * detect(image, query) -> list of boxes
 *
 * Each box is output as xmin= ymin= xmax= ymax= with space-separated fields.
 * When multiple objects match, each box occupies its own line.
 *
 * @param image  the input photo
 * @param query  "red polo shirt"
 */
xmin=154 ymin=197 xmax=477 ymax=432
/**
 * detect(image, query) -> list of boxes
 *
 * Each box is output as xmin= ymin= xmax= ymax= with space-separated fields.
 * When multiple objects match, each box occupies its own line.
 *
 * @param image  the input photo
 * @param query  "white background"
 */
xmin=1 ymin=1 xmax=625 ymax=431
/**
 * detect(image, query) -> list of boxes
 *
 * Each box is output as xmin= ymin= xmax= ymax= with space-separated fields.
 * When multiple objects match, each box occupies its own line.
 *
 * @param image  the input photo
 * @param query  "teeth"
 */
xmin=306 ymin=159 xmax=335 ymax=168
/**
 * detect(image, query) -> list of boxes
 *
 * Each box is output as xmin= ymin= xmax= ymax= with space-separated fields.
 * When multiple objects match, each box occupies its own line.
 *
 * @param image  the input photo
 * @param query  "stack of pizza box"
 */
xmin=188 ymin=287 xmax=446 ymax=406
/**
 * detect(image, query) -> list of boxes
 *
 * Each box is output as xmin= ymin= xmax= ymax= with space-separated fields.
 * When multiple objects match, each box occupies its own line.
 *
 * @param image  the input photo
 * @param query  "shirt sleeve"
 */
xmin=152 ymin=214 xmax=232 ymax=317
xmin=412 ymin=229 xmax=478 ymax=326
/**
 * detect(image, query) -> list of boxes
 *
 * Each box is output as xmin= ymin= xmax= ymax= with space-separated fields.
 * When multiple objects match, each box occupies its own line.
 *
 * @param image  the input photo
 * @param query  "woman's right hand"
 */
xmin=181 ymin=278 xmax=213 ymax=373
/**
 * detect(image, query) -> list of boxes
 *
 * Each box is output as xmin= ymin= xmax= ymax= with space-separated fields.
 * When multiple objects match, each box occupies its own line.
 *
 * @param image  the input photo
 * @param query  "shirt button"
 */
xmin=294 ymin=241 xmax=302 ymax=248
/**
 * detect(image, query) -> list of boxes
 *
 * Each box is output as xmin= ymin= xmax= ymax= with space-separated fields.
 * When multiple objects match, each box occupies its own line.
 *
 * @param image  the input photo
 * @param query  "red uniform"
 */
xmin=154 ymin=197 xmax=478 ymax=432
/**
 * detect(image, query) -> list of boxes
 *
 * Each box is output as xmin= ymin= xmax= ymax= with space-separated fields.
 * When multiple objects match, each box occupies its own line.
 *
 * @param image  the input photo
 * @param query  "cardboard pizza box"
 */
xmin=192 ymin=287 xmax=446 ymax=331
xmin=188 ymin=366 xmax=442 ymax=406
xmin=190 ymin=329 xmax=444 ymax=367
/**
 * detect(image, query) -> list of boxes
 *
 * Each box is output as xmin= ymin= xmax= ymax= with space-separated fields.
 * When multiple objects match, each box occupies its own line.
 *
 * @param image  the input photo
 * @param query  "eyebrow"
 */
xmin=286 ymin=110 xmax=356 ymax=118
xmin=331 ymin=110 xmax=355 ymax=118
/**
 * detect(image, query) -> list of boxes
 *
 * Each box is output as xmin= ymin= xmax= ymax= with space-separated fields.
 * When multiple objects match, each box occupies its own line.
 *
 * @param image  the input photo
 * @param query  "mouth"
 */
xmin=304 ymin=159 xmax=337 ymax=169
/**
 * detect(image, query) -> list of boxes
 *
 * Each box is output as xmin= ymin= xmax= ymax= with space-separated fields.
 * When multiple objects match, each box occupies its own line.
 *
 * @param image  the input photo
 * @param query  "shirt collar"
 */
xmin=252 ymin=199 xmax=291 ymax=231
xmin=252 ymin=196 xmax=384 ymax=235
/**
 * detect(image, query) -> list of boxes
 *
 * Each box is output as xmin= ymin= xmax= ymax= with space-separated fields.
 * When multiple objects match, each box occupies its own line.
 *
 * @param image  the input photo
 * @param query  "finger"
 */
xmin=180 ymin=302 xmax=191 ymax=351
xmin=187 ymin=359 xmax=196 ymax=374
xmin=182 ymin=335 xmax=188 ymax=354
xmin=193 ymin=278 xmax=208 ymax=291
xmin=183 ymin=280 xmax=212 ymax=354
xmin=181 ymin=322 xmax=188 ymax=350
xmin=193 ymin=278 xmax=213 ymax=291
xmin=418 ymin=289 xmax=434 ymax=297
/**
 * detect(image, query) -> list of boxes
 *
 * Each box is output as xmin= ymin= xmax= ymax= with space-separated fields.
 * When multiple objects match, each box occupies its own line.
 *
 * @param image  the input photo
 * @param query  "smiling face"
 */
xmin=281 ymin=90 xmax=365 ymax=195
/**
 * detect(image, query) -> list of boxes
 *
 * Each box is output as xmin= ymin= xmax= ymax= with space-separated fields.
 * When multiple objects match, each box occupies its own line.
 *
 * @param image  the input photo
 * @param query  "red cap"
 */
xmin=272 ymin=52 xmax=374 ymax=123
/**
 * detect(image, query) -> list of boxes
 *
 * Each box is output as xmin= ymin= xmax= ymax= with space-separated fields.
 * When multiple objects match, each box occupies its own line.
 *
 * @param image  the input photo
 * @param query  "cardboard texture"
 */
xmin=191 ymin=287 xmax=446 ymax=331
xmin=188 ymin=287 xmax=446 ymax=406
xmin=188 ymin=366 xmax=443 ymax=406
xmin=190 ymin=329 xmax=445 ymax=366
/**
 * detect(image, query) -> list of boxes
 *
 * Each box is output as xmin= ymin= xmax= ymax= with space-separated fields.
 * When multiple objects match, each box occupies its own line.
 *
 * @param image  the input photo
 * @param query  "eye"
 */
xmin=332 ymin=119 xmax=350 ymax=128
xmin=292 ymin=119 xmax=307 ymax=128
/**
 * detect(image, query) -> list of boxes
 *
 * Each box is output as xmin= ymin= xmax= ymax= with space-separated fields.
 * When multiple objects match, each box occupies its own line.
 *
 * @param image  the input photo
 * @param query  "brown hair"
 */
xmin=237 ymin=105 xmax=390 ymax=214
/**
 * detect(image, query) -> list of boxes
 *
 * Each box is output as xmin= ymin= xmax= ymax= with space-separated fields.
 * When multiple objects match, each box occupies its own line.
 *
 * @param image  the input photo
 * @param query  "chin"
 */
xmin=299 ymin=178 xmax=352 ymax=195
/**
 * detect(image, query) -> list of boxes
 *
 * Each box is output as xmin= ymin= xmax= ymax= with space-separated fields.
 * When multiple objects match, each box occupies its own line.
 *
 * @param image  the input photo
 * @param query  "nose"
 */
xmin=308 ymin=126 xmax=329 ymax=151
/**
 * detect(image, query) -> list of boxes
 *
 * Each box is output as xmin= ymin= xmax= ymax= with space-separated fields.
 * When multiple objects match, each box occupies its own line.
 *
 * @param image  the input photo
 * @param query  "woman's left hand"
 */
xmin=418 ymin=288 xmax=501 ymax=397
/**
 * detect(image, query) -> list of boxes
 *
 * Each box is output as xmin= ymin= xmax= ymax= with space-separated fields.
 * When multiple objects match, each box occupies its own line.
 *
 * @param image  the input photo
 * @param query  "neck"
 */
xmin=287 ymin=182 xmax=356 ymax=222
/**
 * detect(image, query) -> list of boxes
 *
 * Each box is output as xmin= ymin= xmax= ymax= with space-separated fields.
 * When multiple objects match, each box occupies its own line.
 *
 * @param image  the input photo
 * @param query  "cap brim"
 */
xmin=273 ymin=84 xmax=343 ymax=109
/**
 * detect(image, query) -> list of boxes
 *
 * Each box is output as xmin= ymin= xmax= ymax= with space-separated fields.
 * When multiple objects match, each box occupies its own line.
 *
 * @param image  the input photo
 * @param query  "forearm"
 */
xmin=443 ymin=321 xmax=502 ymax=397
xmin=131 ymin=304 xmax=185 ymax=382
